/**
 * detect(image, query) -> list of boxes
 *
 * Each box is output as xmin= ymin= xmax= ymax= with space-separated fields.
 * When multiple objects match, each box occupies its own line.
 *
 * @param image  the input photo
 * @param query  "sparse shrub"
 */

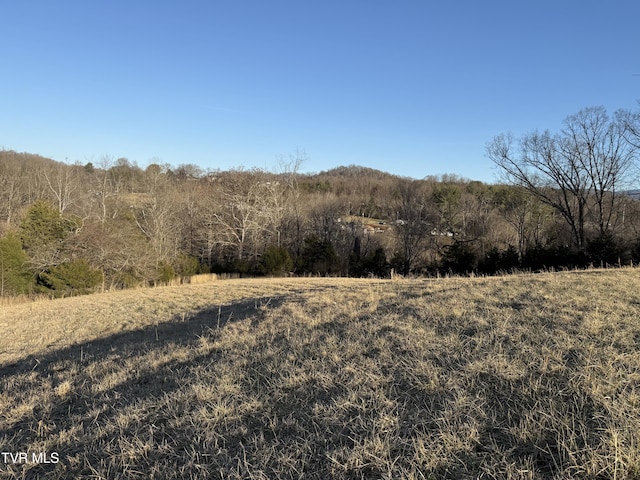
xmin=155 ymin=262 xmax=176 ymax=283
xmin=114 ymin=270 xmax=143 ymax=289
xmin=173 ymin=254 xmax=201 ymax=277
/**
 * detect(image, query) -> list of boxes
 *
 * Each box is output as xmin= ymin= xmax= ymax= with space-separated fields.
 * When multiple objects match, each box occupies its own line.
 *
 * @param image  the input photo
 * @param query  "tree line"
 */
xmin=1 ymin=105 xmax=640 ymax=297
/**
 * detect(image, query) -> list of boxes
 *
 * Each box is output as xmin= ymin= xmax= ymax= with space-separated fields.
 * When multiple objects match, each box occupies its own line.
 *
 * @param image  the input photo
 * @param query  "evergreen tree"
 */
xmin=0 ymin=232 xmax=34 ymax=295
xmin=37 ymin=259 xmax=103 ymax=296
xmin=19 ymin=200 xmax=78 ymax=252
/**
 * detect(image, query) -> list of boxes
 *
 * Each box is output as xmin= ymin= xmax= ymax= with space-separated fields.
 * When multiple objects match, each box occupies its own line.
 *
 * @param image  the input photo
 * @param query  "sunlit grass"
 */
xmin=1 ymin=270 xmax=640 ymax=478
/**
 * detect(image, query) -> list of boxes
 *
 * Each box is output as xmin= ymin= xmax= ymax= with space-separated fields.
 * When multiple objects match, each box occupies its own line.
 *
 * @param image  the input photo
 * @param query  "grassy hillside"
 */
xmin=1 ymin=272 xmax=640 ymax=479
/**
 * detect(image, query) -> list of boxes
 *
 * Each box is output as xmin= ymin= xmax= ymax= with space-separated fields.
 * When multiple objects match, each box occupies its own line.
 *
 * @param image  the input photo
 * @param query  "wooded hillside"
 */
xmin=2 ymin=105 xmax=640 ymax=297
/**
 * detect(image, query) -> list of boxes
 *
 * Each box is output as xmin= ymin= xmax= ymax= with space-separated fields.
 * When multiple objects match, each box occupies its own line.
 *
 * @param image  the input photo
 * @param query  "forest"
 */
xmin=1 ymin=106 xmax=640 ymax=298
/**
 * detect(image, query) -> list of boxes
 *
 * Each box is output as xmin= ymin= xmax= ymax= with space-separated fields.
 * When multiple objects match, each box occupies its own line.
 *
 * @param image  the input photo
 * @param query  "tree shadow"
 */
xmin=1 ymin=294 xmax=297 ymax=477
xmin=0 ymin=285 xmax=603 ymax=479
xmin=0 ymin=295 xmax=284 ymax=376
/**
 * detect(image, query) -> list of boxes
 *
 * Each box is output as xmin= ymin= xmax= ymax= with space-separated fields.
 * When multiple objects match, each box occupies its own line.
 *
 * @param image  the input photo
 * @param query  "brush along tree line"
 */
xmin=1 ymin=106 xmax=640 ymax=297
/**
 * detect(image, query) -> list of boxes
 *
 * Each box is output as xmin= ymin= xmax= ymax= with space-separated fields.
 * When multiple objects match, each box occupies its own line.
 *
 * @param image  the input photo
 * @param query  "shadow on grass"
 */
xmin=0 ymin=285 xmax=625 ymax=479
xmin=0 ymin=296 xmax=283 ymax=376
xmin=0 ymin=295 xmax=289 ymax=477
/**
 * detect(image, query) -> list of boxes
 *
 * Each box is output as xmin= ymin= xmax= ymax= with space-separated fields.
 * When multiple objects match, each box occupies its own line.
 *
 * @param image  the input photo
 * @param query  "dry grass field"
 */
xmin=1 ymin=270 xmax=640 ymax=479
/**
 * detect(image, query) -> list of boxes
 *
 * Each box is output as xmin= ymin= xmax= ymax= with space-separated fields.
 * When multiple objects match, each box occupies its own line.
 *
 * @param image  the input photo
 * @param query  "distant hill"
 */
xmin=0 ymin=149 xmax=64 ymax=168
xmin=316 ymin=164 xmax=401 ymax=180
xmin=623 ymin=189 xmax=640 ymax=200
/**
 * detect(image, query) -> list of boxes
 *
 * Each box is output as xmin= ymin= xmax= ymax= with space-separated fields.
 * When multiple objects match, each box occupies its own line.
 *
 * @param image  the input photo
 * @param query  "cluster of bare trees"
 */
xmin=1 ymin=105 xmax=640 ymax=296
xmin=487 ymin=106 xmax=639 ymax=250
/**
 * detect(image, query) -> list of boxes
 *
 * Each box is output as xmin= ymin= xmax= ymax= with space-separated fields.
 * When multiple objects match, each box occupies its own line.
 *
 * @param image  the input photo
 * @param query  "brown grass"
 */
xmin=1 ymin=271 xmax=640 ymax=478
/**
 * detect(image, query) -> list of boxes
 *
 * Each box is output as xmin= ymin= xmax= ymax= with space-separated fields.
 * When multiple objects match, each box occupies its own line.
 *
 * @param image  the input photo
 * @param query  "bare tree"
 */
xmin=134 ymin=174 xmax=181 ymax=265
xmin=617 ymin=105 xmax=640 ymax=149
xmin=0 ymin=152 xmax=27 ymax=225
xmin=90 ymin=156 xmax=126 ymax=224
xmin=562 ymin=107 xmax=636 ymax=236
xmin=393 ymin=178 xmax=432 ymax=274
xmin=40 ymin=162 xmax=78 ymax=213
xmin=277 ymin=150 xmax=306 ymax=256
xmin=487 ymin=107 xmax=638 ymax=250
xmin=210 ymin=170 xmax=268 ymax=262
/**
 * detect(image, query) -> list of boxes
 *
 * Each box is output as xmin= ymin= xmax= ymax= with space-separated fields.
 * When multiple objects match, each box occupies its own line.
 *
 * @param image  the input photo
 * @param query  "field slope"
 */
xmin=1 ymin=272 xmax=640 ymax=479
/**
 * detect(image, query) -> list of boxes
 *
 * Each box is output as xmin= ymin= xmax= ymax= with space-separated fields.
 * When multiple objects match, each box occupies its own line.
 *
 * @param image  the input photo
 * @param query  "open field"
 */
xmin=1 ymin=271 xmax=640 ymax=479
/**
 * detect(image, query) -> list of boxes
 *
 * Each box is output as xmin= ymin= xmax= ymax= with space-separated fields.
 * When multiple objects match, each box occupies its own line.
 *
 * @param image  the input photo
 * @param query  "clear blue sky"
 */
xmin=2 ymin=1 xmax=639 ymax=183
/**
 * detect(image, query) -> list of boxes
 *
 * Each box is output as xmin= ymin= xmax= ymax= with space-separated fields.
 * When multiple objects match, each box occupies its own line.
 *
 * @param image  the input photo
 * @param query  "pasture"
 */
xmin=1 ymin=271 xmax=640 ymax=479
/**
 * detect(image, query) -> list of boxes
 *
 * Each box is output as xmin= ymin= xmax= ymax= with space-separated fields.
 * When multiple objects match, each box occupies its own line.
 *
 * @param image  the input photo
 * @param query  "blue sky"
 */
xmin=2 ymin=1 xmax=639 ymax=182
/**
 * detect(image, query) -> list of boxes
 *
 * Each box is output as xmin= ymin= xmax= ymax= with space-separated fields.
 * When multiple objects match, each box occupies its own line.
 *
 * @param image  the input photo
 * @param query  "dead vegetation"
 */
xmin=1 ymin=271 xmax=640 ymax=479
